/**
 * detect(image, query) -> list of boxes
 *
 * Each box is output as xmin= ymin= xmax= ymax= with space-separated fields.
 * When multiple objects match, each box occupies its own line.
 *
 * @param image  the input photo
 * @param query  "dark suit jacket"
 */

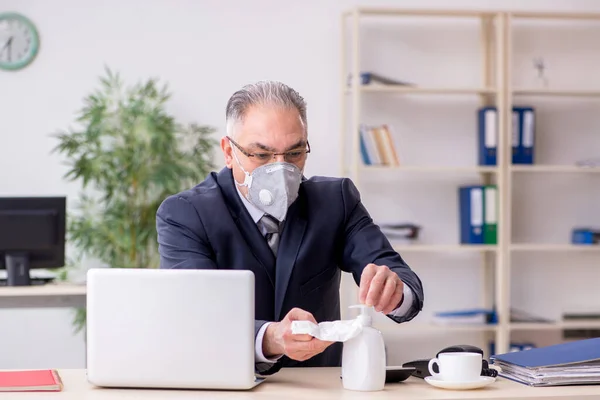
xmin=156 ymin=167 xmax=424 ymax=375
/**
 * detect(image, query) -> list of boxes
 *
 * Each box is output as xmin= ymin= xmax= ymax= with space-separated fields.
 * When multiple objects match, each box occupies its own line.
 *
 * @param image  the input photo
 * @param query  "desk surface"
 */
xmin=0 ymin=283 xmax=86 ymax=309
xmin=7 ymin=368 xmax=600 ymax=399
xmin=0 ymin=283 xmax=86 ymax=297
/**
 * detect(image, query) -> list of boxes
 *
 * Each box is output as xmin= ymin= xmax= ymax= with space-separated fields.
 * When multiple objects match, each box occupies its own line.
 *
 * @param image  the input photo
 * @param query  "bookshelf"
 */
xmin=511 ymin=165 xmax=600 ymax=173
xmin=347 ymin=86 xmax=496 ymax=95
xmin=340 ymin=7 xmax=600 ymax=356
xmin=393 ymin=244 xmax=497 ymax=253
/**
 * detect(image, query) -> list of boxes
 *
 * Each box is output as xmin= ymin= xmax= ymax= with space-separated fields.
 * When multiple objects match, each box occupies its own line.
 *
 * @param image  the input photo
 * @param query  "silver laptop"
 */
xmin=86 ymin=268 xmax=264 ymax=390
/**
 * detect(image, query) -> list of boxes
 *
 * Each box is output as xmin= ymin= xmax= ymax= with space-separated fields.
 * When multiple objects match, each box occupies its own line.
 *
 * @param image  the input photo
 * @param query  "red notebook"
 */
xmin=0 ymin=370 xmax=63 ymax=392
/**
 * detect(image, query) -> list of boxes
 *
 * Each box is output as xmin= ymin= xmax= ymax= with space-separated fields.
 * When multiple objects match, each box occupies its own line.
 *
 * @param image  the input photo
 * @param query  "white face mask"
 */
xmin=231 ymin=142 xmax=303 ymax=222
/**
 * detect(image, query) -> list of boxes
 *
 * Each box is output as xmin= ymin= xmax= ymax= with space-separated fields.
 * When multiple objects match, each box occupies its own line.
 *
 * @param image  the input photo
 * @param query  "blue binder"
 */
xmin=458 ymin=186 xmax=484 ymax=244
xmin=511 ymin=108 xmax=520 ymax=164
xmin=491 ymin=338 xmax=600 ymax=386
xmin=493 ymin=337 xmax=600 ymax=368
xmin=571 ymin=228 xmax=599 ymax=244
xmin=513 ymin=106 xmax=535 ymax=164
xmin=477 ymin=106 xmax=497 ymax=165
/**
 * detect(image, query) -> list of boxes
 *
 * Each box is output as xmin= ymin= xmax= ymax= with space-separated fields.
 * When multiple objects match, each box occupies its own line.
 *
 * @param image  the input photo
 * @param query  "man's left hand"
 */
xmin=359 ymin=264 xmax=404 ymax=314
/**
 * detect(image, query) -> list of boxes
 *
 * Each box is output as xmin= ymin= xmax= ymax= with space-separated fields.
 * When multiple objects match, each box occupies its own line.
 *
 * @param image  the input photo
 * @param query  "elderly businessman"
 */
xmin=156 ymin=81 xmax=424 ymax=375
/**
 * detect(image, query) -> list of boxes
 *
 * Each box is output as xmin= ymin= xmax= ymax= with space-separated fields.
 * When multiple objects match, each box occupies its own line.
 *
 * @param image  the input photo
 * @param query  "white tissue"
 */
xmin=291 ymin=319 xmax=363 ymax=342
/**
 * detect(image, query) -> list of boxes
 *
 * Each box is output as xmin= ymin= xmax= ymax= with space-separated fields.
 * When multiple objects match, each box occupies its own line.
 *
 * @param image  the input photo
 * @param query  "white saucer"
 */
xmin=425 ymin=376 xmax=495 ymax=390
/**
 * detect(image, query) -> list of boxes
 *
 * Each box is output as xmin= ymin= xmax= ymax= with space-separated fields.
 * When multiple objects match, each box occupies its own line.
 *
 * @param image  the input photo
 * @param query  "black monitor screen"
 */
xmin=0 ymin=197 xmax=66 ymax=272
xmin=0 ymin=210 xmax=58 ymax=250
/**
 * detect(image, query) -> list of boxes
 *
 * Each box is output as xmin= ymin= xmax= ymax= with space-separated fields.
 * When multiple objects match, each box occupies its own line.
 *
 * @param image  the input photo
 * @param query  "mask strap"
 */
xmin=229 ymin=139 xmax=252 ymax=188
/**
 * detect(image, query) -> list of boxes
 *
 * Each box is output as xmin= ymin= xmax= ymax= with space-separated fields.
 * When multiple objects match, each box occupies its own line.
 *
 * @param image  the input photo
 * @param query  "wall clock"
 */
xmin=0 ymin=12 xmax=40 ymax=71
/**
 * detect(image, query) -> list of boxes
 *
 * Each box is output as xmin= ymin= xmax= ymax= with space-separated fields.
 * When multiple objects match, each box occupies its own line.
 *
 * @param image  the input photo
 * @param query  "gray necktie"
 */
xmin=259 ymin=214 xmax=280 ymax=256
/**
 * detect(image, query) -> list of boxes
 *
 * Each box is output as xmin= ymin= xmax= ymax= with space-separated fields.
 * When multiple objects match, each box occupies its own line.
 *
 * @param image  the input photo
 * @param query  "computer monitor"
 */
xmin=0 ymin=197 xmax=66 ymax=286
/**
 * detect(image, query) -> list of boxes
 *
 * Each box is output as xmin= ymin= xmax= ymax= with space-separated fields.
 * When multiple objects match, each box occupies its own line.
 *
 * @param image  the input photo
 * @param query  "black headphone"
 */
xmin=481 ymin=359 xmax=499 ymax=377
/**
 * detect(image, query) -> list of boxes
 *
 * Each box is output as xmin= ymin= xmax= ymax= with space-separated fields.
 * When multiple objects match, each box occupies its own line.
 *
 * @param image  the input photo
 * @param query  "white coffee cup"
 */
xmin=428 ymin=352 xmax=482 ymax=382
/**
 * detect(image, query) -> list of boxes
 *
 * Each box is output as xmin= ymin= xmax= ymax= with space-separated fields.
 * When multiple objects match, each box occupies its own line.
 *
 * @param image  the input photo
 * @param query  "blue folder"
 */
xmin=511 ymin=108 xmax=520 ymax=164
xmin=477 ymin=106 xmax=497 ymax=165
xmin=491 ymin=338 xmax=600 ymax=386
xmin=493 ymin=337 xmax=600 ymax=368
xmin=458 ymin=186 xmax=484 ymax=244
xmin=513 ymin=106 xmax=535 ymax=164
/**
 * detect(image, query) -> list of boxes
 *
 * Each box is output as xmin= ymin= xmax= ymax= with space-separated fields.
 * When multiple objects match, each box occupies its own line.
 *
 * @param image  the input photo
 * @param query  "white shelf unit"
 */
xmin=347 ymin=86 xmax=497 ymax=95
xmin=511 ymin=165 xmax=600 ymax=173
xmin=360 ymin=165 xmax=499 ymax=173
xmin=393 ymin=244 xmax=497 ymax=253
xmin=511 ymin=244 xmax=600 ymax=252
xmin=505 ymin=10 xmax=600 ymax=347
xmin=340 ymin=7 xmax=508 ymax=354
xmin=340 ymin=7 xmax=600 ymax=355
xmin=509 ymin=320 xmax=600 ymax=331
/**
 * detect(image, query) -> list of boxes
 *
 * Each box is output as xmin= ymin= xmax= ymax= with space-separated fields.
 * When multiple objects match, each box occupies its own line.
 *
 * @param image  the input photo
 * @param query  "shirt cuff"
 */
xmin=255 ymin=322 xmax=283 ymax=363
xmin=388 ymin=283 xmax=414 ymax=317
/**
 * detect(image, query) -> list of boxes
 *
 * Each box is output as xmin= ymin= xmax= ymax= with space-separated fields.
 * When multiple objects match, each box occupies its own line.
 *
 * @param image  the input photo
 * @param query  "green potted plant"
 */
xmin=52 ymin=67 xmax=217 ymax=332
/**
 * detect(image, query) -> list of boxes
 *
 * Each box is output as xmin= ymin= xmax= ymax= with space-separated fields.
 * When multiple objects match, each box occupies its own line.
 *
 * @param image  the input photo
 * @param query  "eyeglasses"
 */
xmin=227 ymin=136 xmax=310 ymax=164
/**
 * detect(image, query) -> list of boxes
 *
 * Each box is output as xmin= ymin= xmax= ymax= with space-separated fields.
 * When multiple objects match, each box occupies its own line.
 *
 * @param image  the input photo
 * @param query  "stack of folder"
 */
xmin=491 ymin=338 xmax=600 ymax=387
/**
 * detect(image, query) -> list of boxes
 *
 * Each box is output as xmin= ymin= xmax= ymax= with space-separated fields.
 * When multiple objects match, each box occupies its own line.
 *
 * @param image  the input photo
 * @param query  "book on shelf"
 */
xmin=458 ymin=185 xmax=497 ymax=245
xmin=491 ymin=337 xmax=600 ymax=387
xmin=359 ymin=124 xmax=400 ymax=166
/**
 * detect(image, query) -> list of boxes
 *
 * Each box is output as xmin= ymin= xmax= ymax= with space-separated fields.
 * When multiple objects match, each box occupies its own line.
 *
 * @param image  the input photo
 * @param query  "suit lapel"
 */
xmin=216 ymin=168 xmax=276 ymax=288
xmin=275 ymin=187 xmax=307 ymax=320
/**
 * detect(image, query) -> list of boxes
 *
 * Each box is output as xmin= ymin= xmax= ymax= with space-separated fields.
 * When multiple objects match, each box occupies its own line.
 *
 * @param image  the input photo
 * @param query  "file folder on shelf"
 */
xmin=491 ymin=337 xmax=600 ymax=387
xmin=459 ymin=185 xmax=498 ymax=244
xmin=483 ymin=185 xmax=497 ymax=244
xmin=513 ymin=106 xmax=535 ymax=164
xmin=477 ymin=106 xmax=497 ymax=166
xmin=458 ymin=186 xmax=484 ymax=244
xmin=511 ymin=108 xmax=520 ymax=164
xmin=478 ymin=106 xmax=535 ymax=165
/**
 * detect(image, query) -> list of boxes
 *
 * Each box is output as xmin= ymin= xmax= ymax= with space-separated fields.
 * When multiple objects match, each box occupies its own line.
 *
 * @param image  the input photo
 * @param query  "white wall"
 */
xmin=1 ymin=0 xmax=599 ymax=369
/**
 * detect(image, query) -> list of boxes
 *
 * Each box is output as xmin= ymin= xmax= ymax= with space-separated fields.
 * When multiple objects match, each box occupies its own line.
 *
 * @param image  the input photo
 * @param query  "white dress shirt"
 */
xmin=235 ymin=188 xmax=414 ymax=364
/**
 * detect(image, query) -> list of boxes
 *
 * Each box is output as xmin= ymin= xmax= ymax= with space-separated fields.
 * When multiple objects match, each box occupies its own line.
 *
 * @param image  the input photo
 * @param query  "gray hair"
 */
xmin=225 ymin=81 xmax=307 ymax=138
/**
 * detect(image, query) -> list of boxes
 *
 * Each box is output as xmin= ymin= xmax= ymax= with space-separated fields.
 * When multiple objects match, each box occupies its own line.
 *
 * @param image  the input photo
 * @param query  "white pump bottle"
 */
xmin=341 ymin=305 xmax=386 ymax=391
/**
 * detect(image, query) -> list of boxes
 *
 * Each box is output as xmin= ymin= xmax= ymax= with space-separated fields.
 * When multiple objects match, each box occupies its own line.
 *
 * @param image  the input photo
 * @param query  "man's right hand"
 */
xmin=262 ymin=308 xmax=333 ymax=362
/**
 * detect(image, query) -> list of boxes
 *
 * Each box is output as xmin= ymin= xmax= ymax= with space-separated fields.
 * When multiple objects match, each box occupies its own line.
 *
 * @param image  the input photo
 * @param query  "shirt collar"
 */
xmin=236 ymin=186 xmax=265 ymax=224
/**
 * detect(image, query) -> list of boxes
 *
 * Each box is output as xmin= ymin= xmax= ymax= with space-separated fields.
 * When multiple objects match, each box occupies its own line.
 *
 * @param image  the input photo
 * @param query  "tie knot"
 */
xmin=260 ymin=214 xmax=280 ymax=234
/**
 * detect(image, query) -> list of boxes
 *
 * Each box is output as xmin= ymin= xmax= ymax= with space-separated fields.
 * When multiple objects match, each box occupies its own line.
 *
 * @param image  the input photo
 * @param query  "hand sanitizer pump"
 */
xmin=341 ymin=305 xmax=386 ymax=391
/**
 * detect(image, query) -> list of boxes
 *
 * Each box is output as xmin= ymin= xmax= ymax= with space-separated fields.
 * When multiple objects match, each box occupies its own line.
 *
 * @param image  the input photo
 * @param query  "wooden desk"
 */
xmin=7 ymin=368 xmax=600 ymax=399
xmin=0 ymin=283 xmax=86 ymax=308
